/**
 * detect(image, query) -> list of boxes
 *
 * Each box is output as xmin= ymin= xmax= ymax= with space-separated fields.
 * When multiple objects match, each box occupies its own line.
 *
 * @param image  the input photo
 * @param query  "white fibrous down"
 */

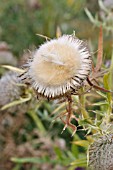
xmin=22 ymin=35 xmax=92 ymax=99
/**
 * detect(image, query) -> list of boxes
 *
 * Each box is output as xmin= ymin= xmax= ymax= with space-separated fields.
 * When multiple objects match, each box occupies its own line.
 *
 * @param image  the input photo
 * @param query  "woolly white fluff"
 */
xmin=22 ymin=35 xmax=92 ymax=99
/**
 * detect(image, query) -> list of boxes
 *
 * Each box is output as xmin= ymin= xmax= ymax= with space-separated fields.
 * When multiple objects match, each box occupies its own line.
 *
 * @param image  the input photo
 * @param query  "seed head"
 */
xmin=0 ymin=72 xmax=24 ymax=112
xmin=88 ymin=134 xmax=113 ymax=170
xmin=21 ymin=35 xmax=92 ymax=99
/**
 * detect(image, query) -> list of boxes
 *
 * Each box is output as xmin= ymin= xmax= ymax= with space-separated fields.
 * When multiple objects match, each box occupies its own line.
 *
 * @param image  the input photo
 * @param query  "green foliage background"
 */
xmin=0 ymin=0 xmax=97 ymax=56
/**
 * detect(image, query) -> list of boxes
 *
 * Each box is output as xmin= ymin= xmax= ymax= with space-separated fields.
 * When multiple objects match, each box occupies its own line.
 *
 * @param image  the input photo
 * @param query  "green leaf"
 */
xmin=72 ymin=140 xmax=90 ymax=148
xmin=52 ymin=102 xmax=66 ymax=114
xmin=98 ymin=0 xmax=109 ymax=13
xmin=96 ymin=91 xmax=107 ymax=98
xmin=12 ymin=164 xmax=22 ymax=170
xmin=92 ymin=101 xmax=108 ymax=106
xmin=27 ymin=110 xmax=46 ymax=133
xmin=103 ymin=73 xmax=112 ymax=104
xmin=109 ymin=50 xmax=113 ymax=90
xmin=84 ymin=8 xmax=95 ymax=23
xmin=66 ymin=151 xmax=76 ymax=161
xmin=54 ymin=146 xmax=66 ymax=161
xmin=78 ymin=118 xmax=92 ymax=126
xmin=70 ymin=158 xmax=87 ymax=167
xmin=71 ymin=134 xmax=80 ymax=158
xmin=85 ymin=8 xmax=101 ymax=26
xmin=1 ymin=94 xmax=31 ymax=111
xmin=103 ymin=73 xmax=112 ymax=121
xmin=90 ymin=110 xmax=104 ymax=116
xmin=11 ymin=156 xmax=57 ymax=164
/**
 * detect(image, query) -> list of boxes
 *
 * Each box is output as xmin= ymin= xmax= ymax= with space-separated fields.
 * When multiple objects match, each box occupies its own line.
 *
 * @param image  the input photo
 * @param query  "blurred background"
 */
xmin=0 ymin=0 xmax=113 ymax=170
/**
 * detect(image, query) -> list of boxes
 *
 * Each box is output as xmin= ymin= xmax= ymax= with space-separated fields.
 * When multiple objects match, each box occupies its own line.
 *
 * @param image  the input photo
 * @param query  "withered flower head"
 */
xmin=0 ymin=72 xmax=24 ymax=112
xmin=21 ymin=35 xmax=92 ymax=99
xmin=88 ymin=134 xmax=113 ymax=170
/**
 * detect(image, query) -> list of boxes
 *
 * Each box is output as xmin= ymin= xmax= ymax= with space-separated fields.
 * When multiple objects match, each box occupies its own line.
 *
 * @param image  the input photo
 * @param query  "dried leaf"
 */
xmin=56 ymin=26 xmax=62 ymax=38
xmin=1 ymin=65 xmax=24 ymax=73
xmin=36 ymin=33 xmax=51 ymax=40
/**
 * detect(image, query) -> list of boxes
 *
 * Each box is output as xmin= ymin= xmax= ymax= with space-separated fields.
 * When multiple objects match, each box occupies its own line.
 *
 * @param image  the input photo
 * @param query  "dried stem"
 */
xmin=95 ymin=26 xmax=103 ymax=72
xmin=61 ymin=95 xmax=78 ymax=136
xmin=87 ymin=77 xmax=113 ymax=93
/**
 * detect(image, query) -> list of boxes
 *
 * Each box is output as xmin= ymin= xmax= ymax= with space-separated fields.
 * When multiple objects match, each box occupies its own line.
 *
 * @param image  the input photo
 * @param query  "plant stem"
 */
xmin=79 ymin=88 xmax=90 ymax=120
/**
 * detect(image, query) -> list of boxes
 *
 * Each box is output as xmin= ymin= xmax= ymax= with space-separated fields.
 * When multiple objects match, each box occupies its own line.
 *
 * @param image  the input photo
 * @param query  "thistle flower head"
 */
xmin=0 ymin=72 xmax=23 ymax=111
xmin=21 ymin=35 xmax=92 ymax=99
xmin=88 ymin=134 xmax=113 ymax=170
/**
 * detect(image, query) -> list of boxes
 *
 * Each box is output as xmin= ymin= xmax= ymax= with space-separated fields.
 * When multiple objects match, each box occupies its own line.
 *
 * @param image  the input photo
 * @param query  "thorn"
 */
xmin=71 ymin=128 xmax=77 ymax=137
xmin=61 ymin=124 xmax=68 ymax=134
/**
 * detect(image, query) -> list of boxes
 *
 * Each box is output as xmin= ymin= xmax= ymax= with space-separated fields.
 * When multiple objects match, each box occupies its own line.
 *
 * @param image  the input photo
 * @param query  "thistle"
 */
xmin=0 ymin=72 xmax=24 ymax=112
xmin=20 ymin=34 xmax=92 ymax=134
xmin=21 ymin=35 xmax=92 ymax=99
xmin=88 ymin=134 xmax=113 ymax=170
